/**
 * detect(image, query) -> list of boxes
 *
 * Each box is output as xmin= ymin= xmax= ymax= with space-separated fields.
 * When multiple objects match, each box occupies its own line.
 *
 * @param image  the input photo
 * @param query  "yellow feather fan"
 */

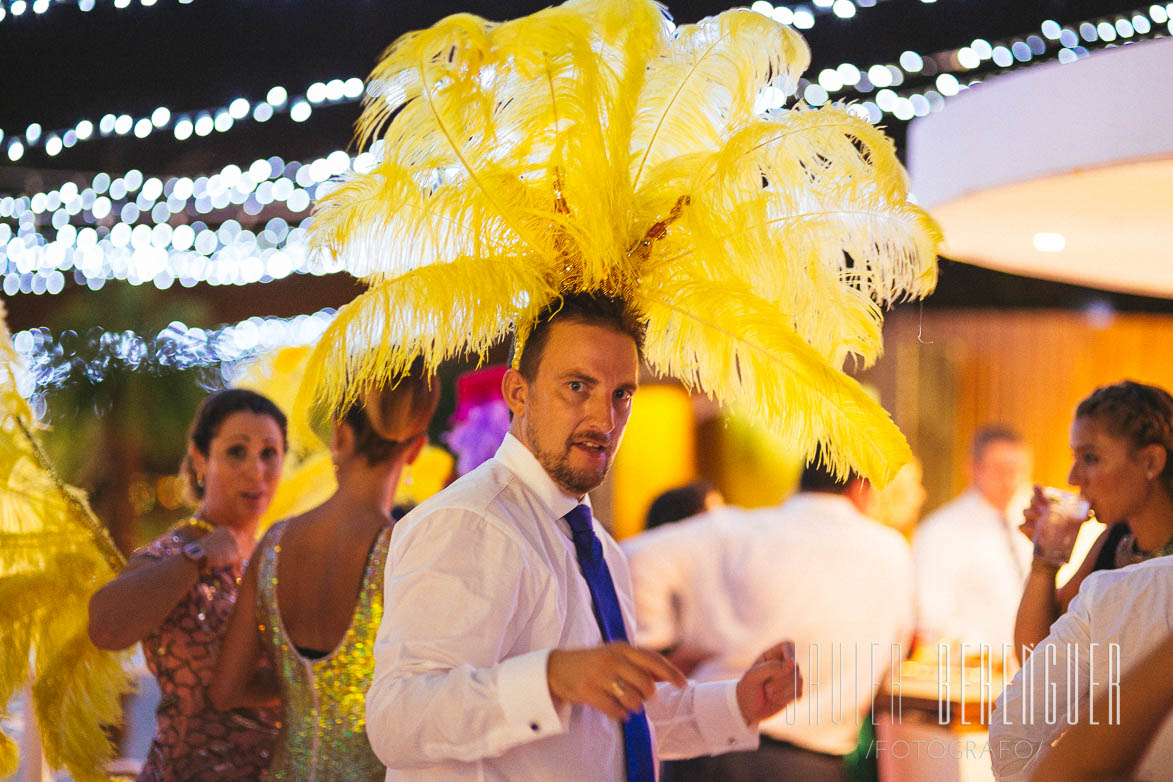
xmin=0 ymin=302 xmax=132 ymax=781
xmin=307 ymin=0 xmax=941 ymax=486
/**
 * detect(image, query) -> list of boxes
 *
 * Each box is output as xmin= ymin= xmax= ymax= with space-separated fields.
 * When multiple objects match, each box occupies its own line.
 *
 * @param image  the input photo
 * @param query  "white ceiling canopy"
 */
xmin=908 ymin=37 xmax=1173 ymax=298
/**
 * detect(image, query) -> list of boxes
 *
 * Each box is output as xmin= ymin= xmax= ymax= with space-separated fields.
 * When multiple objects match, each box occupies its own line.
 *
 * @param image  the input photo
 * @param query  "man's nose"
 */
xmin=584 ymin=391 xmax=616 ymax=433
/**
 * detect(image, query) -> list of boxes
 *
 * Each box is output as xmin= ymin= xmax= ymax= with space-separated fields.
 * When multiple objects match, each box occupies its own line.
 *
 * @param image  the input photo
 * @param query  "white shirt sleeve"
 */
xmin=649 ymin=679 xmax=759 ymax=760
xmin=365 ymin=508 xmax=566 ymax=769
xmin=988 ymin=587 xmax=1093 ymax=781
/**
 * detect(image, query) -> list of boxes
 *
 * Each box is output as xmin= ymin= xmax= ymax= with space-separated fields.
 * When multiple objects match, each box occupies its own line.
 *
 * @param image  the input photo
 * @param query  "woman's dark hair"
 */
xmin=1076 ymin=380 xmax=1173 ymax=496
xmin=645 ymin=481 xmax=712 ymax=530
xmin=181 ymin=388 xmax=288 ymax=503
xmin=340 ymin=360 xmax=441 ymax=466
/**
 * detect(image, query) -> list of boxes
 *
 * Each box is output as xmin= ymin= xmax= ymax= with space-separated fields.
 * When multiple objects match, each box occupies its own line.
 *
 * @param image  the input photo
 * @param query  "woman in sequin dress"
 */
xmin=88 ymin=388 xmax=287 ymax=781
xmin=211 ymin=365 xmax=440 ymax=781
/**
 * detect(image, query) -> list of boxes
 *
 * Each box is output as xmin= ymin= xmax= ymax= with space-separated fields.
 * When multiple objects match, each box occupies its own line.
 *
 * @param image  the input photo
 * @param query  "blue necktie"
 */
xmin=564 ymin=504 xmax=656 ymax=782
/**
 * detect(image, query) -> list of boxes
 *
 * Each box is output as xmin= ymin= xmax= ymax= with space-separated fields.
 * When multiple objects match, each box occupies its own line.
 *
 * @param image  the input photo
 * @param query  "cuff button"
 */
xmin=530 ymin=722 xmax=540 ymax=732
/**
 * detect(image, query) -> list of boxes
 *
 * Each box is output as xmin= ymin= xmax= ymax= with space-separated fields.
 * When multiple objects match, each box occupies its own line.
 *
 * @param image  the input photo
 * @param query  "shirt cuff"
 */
xmin=692 ymin=680 xmax=760 ymax=755
xmin=496 ymin=648 xmax=567 ymax=741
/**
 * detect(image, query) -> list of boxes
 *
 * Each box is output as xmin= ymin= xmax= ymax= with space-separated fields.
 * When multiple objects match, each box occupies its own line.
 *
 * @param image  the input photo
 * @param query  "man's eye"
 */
xmin=569 ymin=381 xmax=583 ymax=392
xmin=614 ymin=389 xmax=632 ymax=401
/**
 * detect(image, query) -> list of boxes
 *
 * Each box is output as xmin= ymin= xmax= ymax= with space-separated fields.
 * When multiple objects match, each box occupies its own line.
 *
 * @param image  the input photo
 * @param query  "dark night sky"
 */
xmin=2 ymin=0 xmax=1170 ymax=327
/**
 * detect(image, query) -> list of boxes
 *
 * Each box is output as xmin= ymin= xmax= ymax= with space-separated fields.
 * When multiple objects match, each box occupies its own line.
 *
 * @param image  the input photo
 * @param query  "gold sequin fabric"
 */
xmin=256 ymin=522 xmax=391 ymax=781
xmin=137 ymin=527 xmax=278 ymax=782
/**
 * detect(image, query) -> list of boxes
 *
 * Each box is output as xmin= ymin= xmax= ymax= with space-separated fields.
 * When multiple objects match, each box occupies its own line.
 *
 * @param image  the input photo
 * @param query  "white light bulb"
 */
xmin=174 ymin=119 xmax=193 ymax=140
xmin=832 ymin=0 xmax=855 ymax=19
xmin=290 ymin=101 xmax=312 ymax=123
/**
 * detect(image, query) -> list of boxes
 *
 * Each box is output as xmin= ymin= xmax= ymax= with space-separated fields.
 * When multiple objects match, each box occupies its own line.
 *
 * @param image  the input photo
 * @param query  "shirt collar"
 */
xmin=494 ymin=432 xmax=591 ymax=523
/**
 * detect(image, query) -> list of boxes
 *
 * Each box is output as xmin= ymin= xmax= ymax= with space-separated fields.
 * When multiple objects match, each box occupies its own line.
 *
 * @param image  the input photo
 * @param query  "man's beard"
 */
xmin=526 ymin=418 xmax=612 ymax=495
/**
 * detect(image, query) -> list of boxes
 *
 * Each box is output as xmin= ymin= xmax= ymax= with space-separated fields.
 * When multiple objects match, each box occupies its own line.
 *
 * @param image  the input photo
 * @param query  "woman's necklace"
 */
xmin=166 ymin=517 xmax=216 ymax=537
xmin=1115 ymin=529 xmax=1173 ymax=568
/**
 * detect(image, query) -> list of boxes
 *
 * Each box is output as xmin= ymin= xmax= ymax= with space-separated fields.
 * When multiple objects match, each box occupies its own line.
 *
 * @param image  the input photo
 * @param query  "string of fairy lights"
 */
xmin=3 ymin=0 xmax=1170 ymax=385
xmin=0 ymin=0 xmax=875 ymax=30
xmin=3 ymin=1 xmax=1169 ymax=300
xmin=11 ymin=307 xmax=336 ymax=405
xmin=0 ymin=0 xmax=195 ymax=23
xmin=5 ymin=2 xmax=1171 ymax=164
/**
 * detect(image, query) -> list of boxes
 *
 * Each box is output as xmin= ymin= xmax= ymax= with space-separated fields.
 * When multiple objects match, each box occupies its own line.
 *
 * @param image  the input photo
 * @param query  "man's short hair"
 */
xmin=971 ymin=424 xmax=1023 ymax=464
xmin=513 ymin=292 xmax=647 ymax=382
xmin=799 ymin=453 xmax=861 ymax=494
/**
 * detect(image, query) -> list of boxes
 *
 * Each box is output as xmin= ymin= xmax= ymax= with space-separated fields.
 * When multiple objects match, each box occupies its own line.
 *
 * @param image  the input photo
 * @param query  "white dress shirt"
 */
xmin=366 ymin=433 xmax=757 ymax=781
xmin=989 ymin=556 xmax=1173 ymax=781
xmin=913 ymin=489 xmax=1034 ymax=652
xmin=623 ymin=493 xmax=916 ymax=756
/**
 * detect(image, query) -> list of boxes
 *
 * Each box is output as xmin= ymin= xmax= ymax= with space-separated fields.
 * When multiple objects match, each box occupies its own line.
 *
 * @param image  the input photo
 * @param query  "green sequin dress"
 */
xmin=256 ymin=522 xmax=391 ymax=781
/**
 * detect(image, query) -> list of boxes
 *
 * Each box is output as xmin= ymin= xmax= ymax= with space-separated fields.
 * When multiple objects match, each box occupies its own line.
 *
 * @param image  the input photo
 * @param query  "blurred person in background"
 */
xmin=211 ymin=364 xmax=440 ymax=781
xmin=625 ymin=457 xmax=914 ymax=782
xmin=644 ymin=480 xmax=723 ymax=531
xmin=867 ymin=456 xmax=926 ymax=540
xmin=1014 ymin=380 xmax=1173 ymax=654
xmin=913 ymin=425 xmax=1033 ymax=655
xmin=88 ymin=388 xmax=286 ymax=782
xmin=443 ymin=365 xmax=511 ymax=480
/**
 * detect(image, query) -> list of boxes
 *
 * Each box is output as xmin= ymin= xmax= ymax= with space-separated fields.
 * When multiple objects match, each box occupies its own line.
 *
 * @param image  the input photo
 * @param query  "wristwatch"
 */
xmin=181 ymin=540 xmax=208 ymax=571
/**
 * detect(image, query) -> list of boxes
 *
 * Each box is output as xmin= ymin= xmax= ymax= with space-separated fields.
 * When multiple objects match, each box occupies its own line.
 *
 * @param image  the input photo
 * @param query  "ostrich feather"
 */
xmin=629 ymin=8 xmax=809 ymax=192
xmin=296 ymin=255 xmax=557 ymax=438
xmin=0 ymin=302 xmax=130 ymax=780
xmin=636 ymin=278 xmax=911 ymax=485
xmin=309 ymin=0 xmax=940 ymax=484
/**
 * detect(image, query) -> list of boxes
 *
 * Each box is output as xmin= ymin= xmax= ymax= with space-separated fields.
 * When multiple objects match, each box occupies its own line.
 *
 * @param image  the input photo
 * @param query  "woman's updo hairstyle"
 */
xmin=181 ymin=388 xmax=288 ymax=502
xmin=1075 ymin=380 xmax=1173 ymax=497
xmin=341 ymin=358 xmax=441 ymax=465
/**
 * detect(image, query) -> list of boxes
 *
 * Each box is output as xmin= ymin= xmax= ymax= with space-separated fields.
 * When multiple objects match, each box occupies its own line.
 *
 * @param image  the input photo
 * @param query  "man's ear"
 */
xmin=502 ymin=368 xmax=528 ymax=421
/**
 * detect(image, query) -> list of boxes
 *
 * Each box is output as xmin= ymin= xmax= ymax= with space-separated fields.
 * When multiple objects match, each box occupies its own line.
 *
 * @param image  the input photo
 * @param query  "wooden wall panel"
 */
xmin=860 ymin=309 xmax=1173 ymax=514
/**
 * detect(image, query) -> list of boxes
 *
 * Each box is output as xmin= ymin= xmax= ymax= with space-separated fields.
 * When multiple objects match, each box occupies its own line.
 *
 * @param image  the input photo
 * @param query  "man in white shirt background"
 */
xmin=990 ymin=555 xmax=1173 ymax=782
xmin=365 ymin=293 xmax=802 ymax=782
xmin=623 ymin=459 xmax=916 ymax=782
xmin=912 ymin=426 xmax=1034 ymax=655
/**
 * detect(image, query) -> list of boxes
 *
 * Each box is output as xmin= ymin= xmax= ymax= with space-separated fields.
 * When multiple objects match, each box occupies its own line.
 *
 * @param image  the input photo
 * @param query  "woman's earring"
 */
xmin=197 ymin=474 xmax=205 ymax=489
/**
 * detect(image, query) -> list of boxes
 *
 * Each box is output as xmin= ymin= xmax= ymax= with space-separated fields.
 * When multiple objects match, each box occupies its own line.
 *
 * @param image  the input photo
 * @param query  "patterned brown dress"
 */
xmin=136 ymin=526 xmax=278 ymax=781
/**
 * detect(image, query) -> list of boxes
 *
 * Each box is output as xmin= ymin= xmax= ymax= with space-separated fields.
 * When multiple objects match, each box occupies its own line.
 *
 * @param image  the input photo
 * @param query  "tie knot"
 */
xmin=564 ymin=504 xmax=593 ymax=535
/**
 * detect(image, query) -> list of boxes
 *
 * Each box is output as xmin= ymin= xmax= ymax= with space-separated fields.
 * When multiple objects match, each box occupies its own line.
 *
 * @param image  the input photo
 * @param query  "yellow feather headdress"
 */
xmin=0 ymin=302 xmax=133 ymax=781
xmin=303 ymin=0 xmax=941 ymax=485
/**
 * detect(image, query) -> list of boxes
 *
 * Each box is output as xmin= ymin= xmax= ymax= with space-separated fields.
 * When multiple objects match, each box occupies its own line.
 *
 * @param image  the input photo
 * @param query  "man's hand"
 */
xmin=548 ymin=642 xmax=687 ymax=720
xmin=735 ymin=641 xmax=802 ymax=726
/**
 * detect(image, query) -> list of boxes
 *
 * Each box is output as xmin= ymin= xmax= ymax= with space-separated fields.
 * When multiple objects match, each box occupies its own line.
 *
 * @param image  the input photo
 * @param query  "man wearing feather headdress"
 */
xmin=366 ymin=291 xmax=801 ymax=780
xmin=295 ymin=0 xmax=940 ymax=778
